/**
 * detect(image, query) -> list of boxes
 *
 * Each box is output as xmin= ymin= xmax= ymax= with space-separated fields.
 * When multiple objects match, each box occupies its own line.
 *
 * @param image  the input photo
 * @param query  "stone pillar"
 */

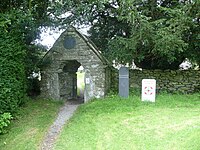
xmin=119 ymin=67 xmax=129 ymax=98
xmin=84 ymin=69 xmax=94 ymax=102
xmin=41 ymin=71 xmax=60 ymax=100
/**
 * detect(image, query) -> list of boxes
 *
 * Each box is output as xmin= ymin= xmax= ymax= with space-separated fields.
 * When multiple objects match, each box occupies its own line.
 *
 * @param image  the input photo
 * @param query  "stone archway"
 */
xmin=40 ymin=26 xmax=111 ymax=102
xmin=58 ymin=60 xmax=81 ymax=101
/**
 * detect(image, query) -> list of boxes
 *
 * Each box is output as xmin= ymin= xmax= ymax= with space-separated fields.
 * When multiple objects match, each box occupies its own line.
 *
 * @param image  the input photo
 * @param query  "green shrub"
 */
xmin=0 ymin=113 xmax=13 ymax=134
xmin=0 ymin=28 xmax=27 ymax=114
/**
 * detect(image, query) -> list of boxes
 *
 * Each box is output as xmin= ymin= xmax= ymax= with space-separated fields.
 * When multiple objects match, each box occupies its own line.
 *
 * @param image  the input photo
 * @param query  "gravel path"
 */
xmin=40 ymin=101 xmax=80 ymax=150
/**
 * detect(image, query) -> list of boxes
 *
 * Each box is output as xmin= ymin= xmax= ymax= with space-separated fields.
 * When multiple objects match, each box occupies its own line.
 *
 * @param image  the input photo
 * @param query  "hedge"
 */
xmin=0 ymin=29 xmax=27 ymax=114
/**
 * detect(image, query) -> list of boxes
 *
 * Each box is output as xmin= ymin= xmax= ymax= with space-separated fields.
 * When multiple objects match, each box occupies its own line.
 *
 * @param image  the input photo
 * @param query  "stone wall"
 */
xmin=111 ymin=69 xmax=200 ymax=93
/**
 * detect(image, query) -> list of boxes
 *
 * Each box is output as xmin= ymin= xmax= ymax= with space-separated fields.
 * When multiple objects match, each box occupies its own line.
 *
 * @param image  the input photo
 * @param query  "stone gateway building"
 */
xmin=40 ymin=26 xmax=111 ymax=102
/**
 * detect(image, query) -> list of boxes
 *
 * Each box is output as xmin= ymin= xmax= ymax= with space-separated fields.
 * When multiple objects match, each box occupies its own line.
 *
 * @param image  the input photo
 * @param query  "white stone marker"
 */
xmin=142 ymin=79 xmax=156 ymax=102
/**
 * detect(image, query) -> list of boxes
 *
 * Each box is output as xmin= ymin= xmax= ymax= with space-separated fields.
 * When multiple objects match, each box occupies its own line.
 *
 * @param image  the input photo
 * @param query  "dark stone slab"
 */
xmin=119 ymin=67 xmax=129 ymax=98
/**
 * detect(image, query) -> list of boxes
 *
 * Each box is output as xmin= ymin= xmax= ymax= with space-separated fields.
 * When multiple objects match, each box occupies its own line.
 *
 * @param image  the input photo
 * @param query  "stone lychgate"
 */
xmin=40 ymin=26 xmax=111 ymax=102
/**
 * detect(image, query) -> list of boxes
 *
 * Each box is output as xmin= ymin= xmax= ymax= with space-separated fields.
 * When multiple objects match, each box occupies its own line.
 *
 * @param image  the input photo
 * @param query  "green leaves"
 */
xmin=108 ymin=37 xmax=136 ymax=64
xmin=0 ymin=113 xmax=13 ymax=134
xmin=106 ymin=0 xmax=196 ymax=69
xmin=0 ymin=29 xmax=27 ymax=114
xmin=153 ymin=30 xmax=187 ymax=62
xmin=68 ymin=0 xmax=199 ymax=69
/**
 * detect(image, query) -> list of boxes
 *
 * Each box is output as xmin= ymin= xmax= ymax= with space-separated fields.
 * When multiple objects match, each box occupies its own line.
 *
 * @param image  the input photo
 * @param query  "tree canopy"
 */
xmin=2 ymin=0 xmax=198 ymax=69
xmin=0 ymin=0 xmax=58 ymax=114
xmin=58 ymin=0 xmax=199 ymax=69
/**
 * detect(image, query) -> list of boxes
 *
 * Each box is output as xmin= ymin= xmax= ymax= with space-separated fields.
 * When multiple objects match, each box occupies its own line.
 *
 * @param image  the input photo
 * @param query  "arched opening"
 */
xmin=59 ymin=60 xmax=84 ymax=103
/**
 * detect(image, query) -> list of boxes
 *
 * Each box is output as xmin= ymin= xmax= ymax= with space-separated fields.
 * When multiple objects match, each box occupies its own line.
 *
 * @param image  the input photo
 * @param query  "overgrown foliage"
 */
xmin=108 ymin=0 xmax=200 ymax=69
xmin=0 ymin=113 xmax=12 ymax=134
xmin=0 ymin=1 xmax=55 ymax=130
xmin=0 ymin=0 xmax=62 ymax=107
xmin=0 ymin=28 xmax=27 ymax=114
xmin=59 ymin=0 xmax=200 ymax=69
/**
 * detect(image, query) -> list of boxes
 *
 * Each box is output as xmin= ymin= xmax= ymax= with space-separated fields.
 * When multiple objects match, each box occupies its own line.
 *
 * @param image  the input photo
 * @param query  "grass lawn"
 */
xmin=54 ymin=93 xmax=200 ymax=150
xmin=0 ymin=99 xmax=63 ymax=150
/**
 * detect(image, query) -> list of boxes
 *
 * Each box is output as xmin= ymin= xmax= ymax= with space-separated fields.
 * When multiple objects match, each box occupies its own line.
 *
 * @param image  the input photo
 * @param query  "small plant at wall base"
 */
xmin=0 ymin=113 xmax=13 ymax=134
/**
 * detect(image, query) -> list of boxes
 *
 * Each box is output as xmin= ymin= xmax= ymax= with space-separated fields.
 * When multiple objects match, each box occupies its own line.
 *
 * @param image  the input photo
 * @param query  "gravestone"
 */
xmin=142 ymin=79 xmax=156 ymax=102
xmin=119 ymin=67 xmax=129 ymax=98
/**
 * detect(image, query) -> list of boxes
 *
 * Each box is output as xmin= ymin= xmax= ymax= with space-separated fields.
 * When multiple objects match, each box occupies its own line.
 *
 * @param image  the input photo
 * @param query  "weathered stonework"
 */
xmin=40 ymin=26 xmax=111 ymax=102
xmin=112 ymin=69 xmax=200 ymax=94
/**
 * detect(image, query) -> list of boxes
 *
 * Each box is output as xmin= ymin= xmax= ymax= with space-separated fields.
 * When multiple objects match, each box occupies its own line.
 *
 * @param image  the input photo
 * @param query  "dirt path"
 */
xmin=40 ymin=101 xmax=80 ymax=150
